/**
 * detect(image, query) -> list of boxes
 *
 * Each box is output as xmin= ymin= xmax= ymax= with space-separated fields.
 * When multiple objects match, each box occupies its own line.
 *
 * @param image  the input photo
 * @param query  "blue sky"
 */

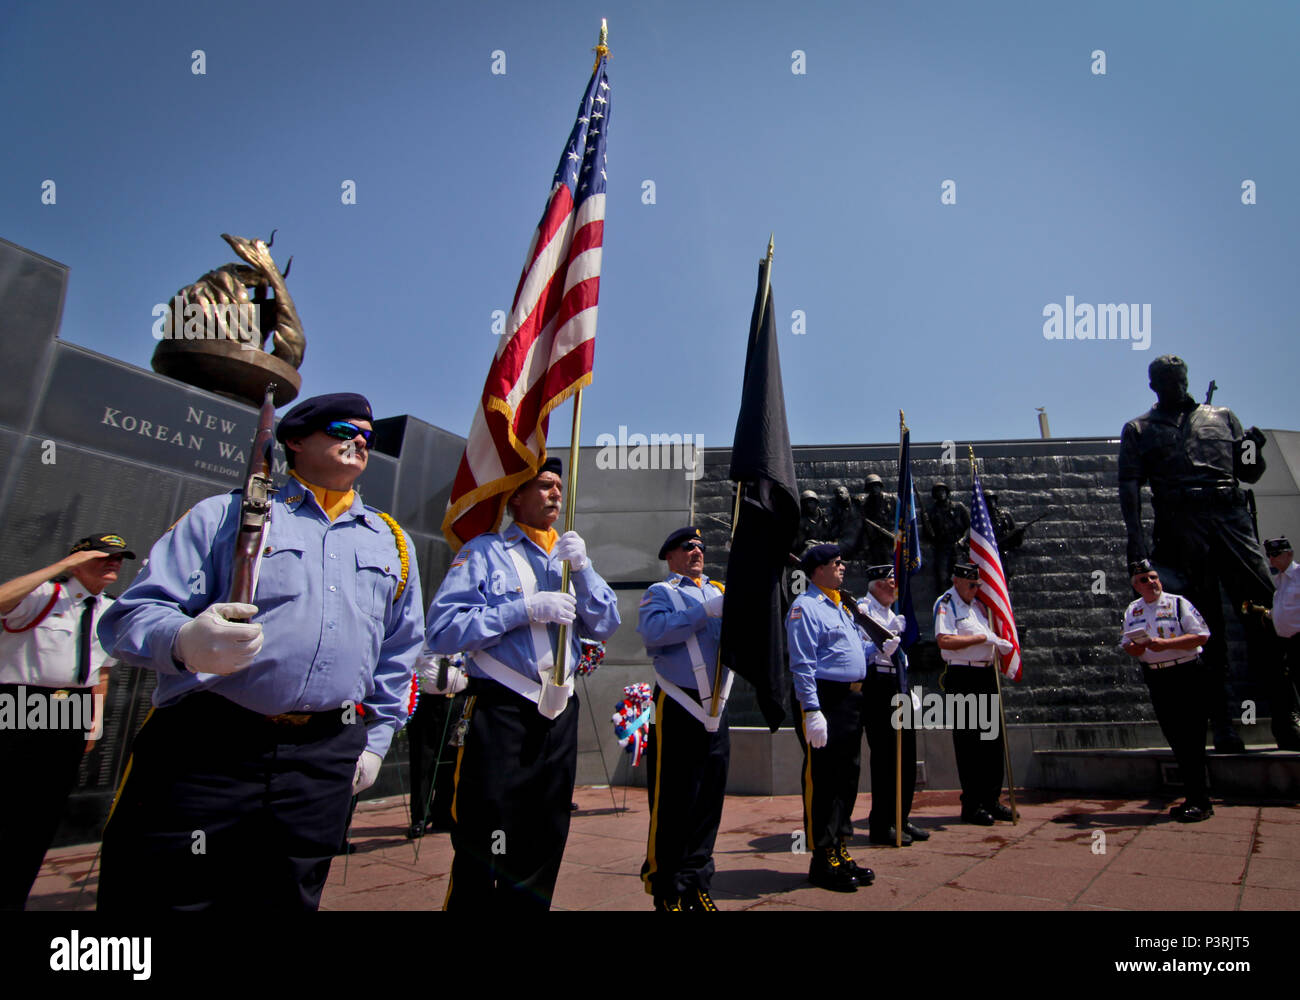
xmin=4 ymin=0 xmax=1296 ymax=451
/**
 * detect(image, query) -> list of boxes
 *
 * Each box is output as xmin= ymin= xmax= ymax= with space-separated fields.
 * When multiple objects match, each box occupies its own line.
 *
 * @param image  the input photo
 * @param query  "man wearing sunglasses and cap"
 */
xmin=98 ymin=392 xmax=425 ymax=911
xmin=426 ymin=456 xmax=620 ymax=911
xmin=0 ymin=532 xmax=132 ymax=909
xmin=1120 ymin=559 xmax=1213 ymax=822
xmin=637 ymin=526 xmax=729 ymax=911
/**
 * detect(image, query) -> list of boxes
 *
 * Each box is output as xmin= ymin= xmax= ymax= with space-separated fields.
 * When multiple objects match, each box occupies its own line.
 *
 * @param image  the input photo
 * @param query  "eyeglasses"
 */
xmin=680 ymin=541 xmax=705 ymax=553
xmin=323 ymin=421 xmax=373 ymax=445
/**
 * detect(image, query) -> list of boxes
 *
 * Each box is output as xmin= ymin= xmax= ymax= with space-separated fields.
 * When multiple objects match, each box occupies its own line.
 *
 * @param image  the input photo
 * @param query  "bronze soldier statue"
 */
xmin=985 ymin=493 xmax=1021 ymax=552
xmin=826 ymin=485 xmax=863 ymax=561
xmin=1119 ymin=354 xmax=1300 ymax=751
xmin=793 ymin=489 xmax=829 ymax=557
xmin=923 ymin=483 xmax=969 ymax=589
xmin=856 ymin=475 xmax=897 ymax=566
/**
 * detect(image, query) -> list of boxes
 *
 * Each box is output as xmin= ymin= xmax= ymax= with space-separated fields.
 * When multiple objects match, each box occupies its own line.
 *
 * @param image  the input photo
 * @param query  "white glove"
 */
xmin=416 ymin=653 xmax=468 ymax=695
xmin=174 ymin=603 xmax=263 ymax=675
xmin=526 ymin=591 xmax=577 ymax=625
xmin=993 ymin=636 xmax=1015 ymax=656
xmin=881 ymin=636 xmax=901 ymax=657
xmin=804 ymin=710 xmax=829 ymax=749
xmin=704 ymin=593 xmax=724 ymax=617
xmin=553 ymin=531 xmax=589 ymax=571
xmin=352 ymin=750 xmax=382 ymax=794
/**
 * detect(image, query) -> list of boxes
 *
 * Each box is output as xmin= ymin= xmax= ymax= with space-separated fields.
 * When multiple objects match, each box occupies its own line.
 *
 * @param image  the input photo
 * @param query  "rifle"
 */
xmin=839 ymin=589 xmax=906 ymax=674
xmin=227 ymin=382 xmax=278 ymax=618
xmin=1001 ymin=510 xmax=1052 ymax=549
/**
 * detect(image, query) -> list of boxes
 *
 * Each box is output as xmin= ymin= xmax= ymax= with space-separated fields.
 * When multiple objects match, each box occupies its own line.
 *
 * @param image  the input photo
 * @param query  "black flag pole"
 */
xmin=717 ymin=235 xmax=800 ymax=733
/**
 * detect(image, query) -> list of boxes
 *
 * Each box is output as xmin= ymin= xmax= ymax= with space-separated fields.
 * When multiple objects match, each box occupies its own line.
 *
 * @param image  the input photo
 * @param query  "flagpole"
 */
xmin=709 ymin=234 xmax=774 ymax=719
xmin=551 ymin=19 xmax=610 ymax=688
xmin=553 ymin=391 xmax=584 ymax=686
xmin=895 ymin=410 xmax=905 ymax=847
xmin=969 ymin=446 xmax=1019 ymax=824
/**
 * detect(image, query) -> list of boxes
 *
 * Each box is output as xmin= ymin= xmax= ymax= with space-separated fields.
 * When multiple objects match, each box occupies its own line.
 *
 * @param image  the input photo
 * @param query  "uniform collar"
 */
xmin=668 ymin=572 xmax=710 ymax=588
xmin=62 ymin=579 xmax=99 ymax=603
xmin=279 ymin=481 xmax=379 ymax=530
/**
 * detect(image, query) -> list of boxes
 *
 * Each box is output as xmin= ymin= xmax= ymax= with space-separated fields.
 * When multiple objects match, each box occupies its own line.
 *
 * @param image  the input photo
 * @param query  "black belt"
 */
xmin=817 ymin=678 xmax=864 ymax=693
xmin=166 ymin=690 xmax=350 ymax=736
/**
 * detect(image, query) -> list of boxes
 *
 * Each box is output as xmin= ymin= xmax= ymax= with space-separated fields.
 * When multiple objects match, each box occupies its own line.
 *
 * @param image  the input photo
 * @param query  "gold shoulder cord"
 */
xmin=372 ymin=510 xmax=410 ymax=603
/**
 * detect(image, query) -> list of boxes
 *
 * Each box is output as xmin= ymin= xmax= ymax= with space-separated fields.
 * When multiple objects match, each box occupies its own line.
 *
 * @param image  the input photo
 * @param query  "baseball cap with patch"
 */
xmin=69 ymin=532 xmax=135 ymax=559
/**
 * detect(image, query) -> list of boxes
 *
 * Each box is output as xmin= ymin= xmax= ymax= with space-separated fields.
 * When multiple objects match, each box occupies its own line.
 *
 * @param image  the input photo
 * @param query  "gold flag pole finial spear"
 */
xmin=593 ymin=19 xmax=610 ymax=68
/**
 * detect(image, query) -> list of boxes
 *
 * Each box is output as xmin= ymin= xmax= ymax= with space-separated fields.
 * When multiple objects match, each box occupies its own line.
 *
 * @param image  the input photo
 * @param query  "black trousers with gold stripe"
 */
xmin=640 ymin=687 xmax=730 ymax=900
xmin=794 ymin=680 xmax=863 ymax=850
xmin=98 ymin=692 xmax=363 ymax=912
xmin=444 ymin=680 xmax=578 ymax=912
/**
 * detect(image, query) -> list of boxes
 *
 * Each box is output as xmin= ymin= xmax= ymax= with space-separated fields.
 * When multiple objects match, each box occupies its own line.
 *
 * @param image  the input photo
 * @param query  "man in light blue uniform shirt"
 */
xmin=426 ymin=456 xmax=620 ymax=910
xmin=787 ymin=543 xmax=882 ymax=892
xmin=637 ymin=525 xmax=728 ymax=912
xmin=97 ymin=392 xmax=424 ymax=911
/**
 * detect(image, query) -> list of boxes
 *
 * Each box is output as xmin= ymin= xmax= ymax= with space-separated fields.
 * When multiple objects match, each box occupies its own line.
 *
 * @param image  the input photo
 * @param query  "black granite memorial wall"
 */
xmin=696 ymin=440 xmax=1267 ymax=731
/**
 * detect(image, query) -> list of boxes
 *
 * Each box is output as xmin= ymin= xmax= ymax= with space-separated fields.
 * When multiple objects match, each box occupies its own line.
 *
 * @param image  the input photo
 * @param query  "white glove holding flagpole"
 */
xmin=416 ymin=652 xmax=467 ymax=695
xmin=553 ymin=531 xmax=589 ymax=571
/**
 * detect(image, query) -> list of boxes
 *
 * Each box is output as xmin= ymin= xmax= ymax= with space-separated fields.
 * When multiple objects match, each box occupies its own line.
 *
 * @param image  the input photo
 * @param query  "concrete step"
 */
xmin=1034 ymin=744 xmax=1300 ymax=798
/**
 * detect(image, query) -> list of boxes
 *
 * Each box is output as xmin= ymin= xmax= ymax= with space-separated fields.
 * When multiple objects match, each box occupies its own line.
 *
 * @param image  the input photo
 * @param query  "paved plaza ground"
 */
xmin=24 ymin=786 xmax=1299 ymax=912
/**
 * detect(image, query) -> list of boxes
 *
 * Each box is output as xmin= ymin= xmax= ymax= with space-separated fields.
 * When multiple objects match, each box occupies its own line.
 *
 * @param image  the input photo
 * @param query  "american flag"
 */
xmin=441 ymin=51 xmax=610 ymax=549
xmin=969 ymin=467 xmax=1022 ymax=680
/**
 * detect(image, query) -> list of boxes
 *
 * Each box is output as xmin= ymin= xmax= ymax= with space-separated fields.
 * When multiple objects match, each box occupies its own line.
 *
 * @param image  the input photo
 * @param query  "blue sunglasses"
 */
xmin=323 ymin=421 xmax=373 ymax=445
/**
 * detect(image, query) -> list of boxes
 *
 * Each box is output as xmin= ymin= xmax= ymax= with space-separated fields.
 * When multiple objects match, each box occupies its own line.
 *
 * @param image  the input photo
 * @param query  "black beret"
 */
xmin=275 ymin=393 xmax=374 ymax=446
xmin=1128 ymin=558 xmax=1155 ymax=577
xmin=952 ymin=563 xmax=979 ymax=580
xmin=658 ymin=525 xmax=703 ymax=560
xmin=866 ymin=564 xmax=895 ymax=582
xmin=69 ymin=532 xmax=135 ymax=560
xmin=800 ymin=543 xmax=840 ymax=575
xmin=1264 ymin=537 xmax=1292 ymax=556
xmin=538 ymin=456 xmax=562 ymax=478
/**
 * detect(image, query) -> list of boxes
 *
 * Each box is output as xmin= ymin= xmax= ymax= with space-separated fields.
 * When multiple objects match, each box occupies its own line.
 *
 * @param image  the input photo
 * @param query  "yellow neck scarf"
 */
xmin=516 ymin=523 xmax=558 ymax=553
xmin=815 ymin=584 xmax=843 ymax=607
xmin=292 ymin=473 xmax=355 ymax=523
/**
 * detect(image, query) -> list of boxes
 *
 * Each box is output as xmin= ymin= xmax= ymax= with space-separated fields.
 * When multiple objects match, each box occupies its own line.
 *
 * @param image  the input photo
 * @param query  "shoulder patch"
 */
xmin=638 ymin=594 xmax=652 ymax=607
xmin=788 ymin=607 xmax=803 ymax=621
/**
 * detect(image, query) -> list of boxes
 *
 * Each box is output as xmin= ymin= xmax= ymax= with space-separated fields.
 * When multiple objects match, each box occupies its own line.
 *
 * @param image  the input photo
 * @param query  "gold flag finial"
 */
xmin=767 ymin=233 xmax=775 ymax=262
xmin=594 ymin=19 xmax=609 ymax=66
